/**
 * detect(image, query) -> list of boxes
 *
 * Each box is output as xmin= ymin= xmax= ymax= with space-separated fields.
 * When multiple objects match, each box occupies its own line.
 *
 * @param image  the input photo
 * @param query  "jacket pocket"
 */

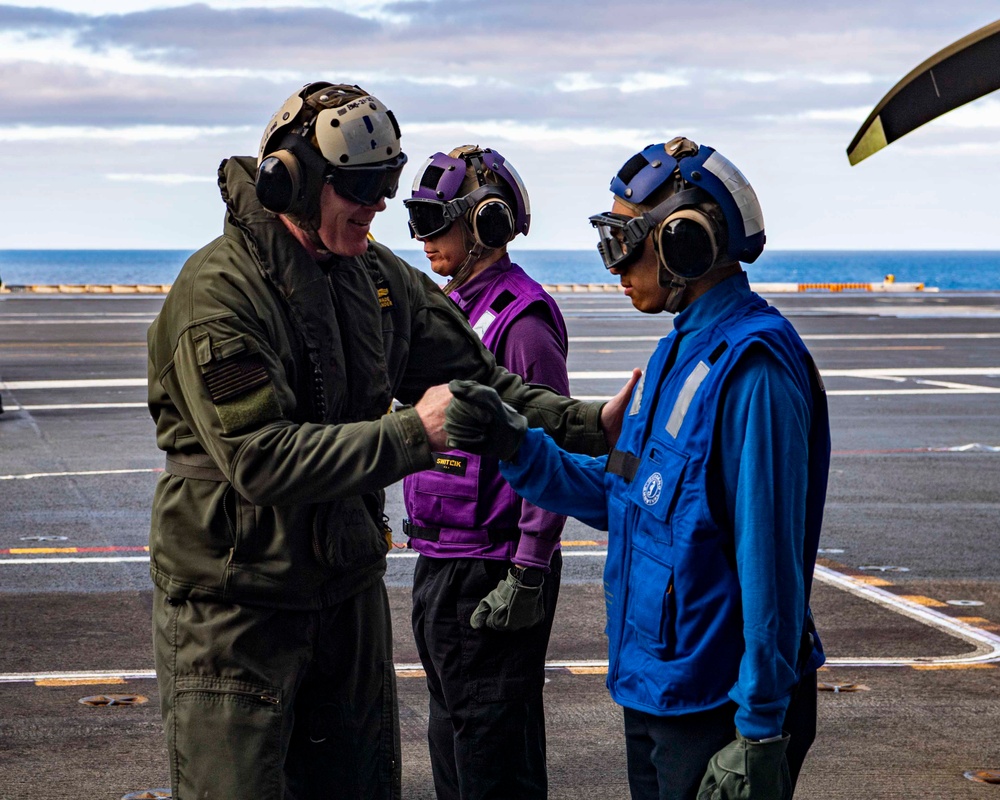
xmin=404 ymin=451 xmax=481 ymax=530
xmin=172 ymin=675 xmax=283 ymax=798
xmin=224 ymin=485 xmax=260 ymax=561
xmin=626 ymin=544 xmax=675 ymax=659
xmin=311 ymin=495 xmax=388 ymax=574
xmin=627 ymin=440 xmax=687 ymax=546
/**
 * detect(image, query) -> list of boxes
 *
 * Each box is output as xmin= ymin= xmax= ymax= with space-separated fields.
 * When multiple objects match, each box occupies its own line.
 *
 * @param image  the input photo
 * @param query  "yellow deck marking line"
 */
xmin=898 ymin=595 xmax=949 ymax=608
xmin=814 ymin=565 xmax=1000 ymax=667
xmin=0 ymin=550 xmax=605 ymax=565
xmin=2 ymin=661 xmax=614 ymax=685
xmin=956 ymin=616 xmax=1000 ymax=632
xmin=2 ymin=554 xmax=995 ymax=670
xmin=852 ymin=575 xmax=893 ymax=587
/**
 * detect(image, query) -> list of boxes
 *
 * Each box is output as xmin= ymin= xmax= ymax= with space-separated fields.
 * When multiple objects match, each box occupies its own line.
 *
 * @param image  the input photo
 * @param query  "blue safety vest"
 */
xmin=604 ymin=291 xmax=828 ymax=716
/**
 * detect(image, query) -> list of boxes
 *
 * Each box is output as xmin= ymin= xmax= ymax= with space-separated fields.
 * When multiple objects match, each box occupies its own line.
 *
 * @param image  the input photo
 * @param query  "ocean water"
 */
xmin=2 ymin=249 xmax=1000 ymax=291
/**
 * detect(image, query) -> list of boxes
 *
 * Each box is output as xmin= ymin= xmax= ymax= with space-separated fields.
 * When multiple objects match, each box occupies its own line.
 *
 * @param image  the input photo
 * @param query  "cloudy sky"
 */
xmin=2 ymin=1 xmax=999 ymax=251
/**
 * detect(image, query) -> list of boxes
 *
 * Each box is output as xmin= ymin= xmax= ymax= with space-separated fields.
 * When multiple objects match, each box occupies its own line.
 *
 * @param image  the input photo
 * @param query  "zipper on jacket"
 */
xmin=612 ymin=500 xmax=638 ymax=688
xmin=222 ymin=486 xmax=237 ymax=544
xmin=175 ymin=686 xmax=280 ymax=706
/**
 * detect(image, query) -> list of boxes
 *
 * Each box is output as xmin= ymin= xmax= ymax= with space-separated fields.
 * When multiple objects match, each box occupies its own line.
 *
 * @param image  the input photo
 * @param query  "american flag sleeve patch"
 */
xmin=202 ymin=354 xmax=271 ymax=403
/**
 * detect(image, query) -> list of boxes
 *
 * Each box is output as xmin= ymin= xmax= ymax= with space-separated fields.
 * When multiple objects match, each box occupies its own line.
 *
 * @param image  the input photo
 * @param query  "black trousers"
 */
xmin=623 ymin=671 xmax=818 ymax=800
xmin=411 ymin=552 xmax=562 ymax=800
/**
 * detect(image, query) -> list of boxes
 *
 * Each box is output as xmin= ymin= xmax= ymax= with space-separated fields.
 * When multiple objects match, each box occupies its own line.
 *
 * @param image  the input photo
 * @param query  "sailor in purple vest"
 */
xmin=442 ymin=138 xmax=832 ymax=800
xmin=402 ymin=145 xmax=570 ymax=799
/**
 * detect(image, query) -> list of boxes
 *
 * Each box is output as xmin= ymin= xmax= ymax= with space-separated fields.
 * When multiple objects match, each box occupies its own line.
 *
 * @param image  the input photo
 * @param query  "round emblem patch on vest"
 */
xmin=642 ymin=472 xmax=663 ymax=506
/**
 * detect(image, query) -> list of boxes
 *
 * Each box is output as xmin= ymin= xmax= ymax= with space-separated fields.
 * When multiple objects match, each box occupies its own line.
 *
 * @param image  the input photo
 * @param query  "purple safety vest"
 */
xmin=403 ymin=258 xmax=568 ymax=559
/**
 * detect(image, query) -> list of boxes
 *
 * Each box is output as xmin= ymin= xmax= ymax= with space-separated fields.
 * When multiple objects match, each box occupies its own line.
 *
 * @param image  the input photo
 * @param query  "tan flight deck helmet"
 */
xmin=255 ymin=82 xmax=407 ymax=237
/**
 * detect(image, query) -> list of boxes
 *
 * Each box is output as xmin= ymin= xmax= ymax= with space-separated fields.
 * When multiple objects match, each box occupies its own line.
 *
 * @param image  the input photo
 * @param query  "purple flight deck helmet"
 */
xmin=404 ymin=147 xmax=530 ymax=249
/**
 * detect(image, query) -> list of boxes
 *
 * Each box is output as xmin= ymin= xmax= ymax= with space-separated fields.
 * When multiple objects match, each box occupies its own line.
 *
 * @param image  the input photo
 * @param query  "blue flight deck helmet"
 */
xmin=590 ymin=139 xmax=765 ymax=282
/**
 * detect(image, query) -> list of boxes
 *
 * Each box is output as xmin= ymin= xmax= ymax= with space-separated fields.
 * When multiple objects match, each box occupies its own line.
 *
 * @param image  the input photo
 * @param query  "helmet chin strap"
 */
xmin=658 ymin=264 xmax=688 ymax=313
xmin=445 ymin=224 xmax=487 ymax=292
xmin=285 ymin=205 xmax=330 ymax=256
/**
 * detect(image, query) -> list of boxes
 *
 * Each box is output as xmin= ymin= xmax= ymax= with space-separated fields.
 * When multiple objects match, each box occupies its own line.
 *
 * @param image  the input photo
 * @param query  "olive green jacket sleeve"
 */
xmin=150 ymin=269 xmax=428 ymax=509
xmin=391 ymin=259 xmax=607 ymax=458
xmin=150 ymin=239 xmax=605 ymax=511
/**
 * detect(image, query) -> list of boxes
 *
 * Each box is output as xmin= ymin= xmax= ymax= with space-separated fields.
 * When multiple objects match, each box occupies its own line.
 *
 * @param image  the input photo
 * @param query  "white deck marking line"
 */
xmin=0 ymin=379 xmax=147 ymax=389
xmin=0 ymin=319 xmax=156 ymax=325
xmin=570 ymin=333 xmax=1000 ymax=343
xmin=827 ymin=387 xmax=1000 ymax=396
xmin=0 ymin=468 xmax=159 ymax=481
xmin=566 ymin=368 xmax=1000 ymax=380
xmin=14 ymin=403 xmax=148 ymax=411
xmin=0 ymin=556 xmax=151 ymax=564
xmin=567 ymin=367 xmax=1000 ymax=397
xmin=1 ymin=563 xmax=996 ymax=680
xmin=0 ymin=551 xmax=604 ymax=564
xmin=5 ymin=368 xmax=1000 ymax=391
xmin=813 ymin=565 xmax=1000 ymax=666
xmin=825 ymin=367 xmax=1000 ymax=377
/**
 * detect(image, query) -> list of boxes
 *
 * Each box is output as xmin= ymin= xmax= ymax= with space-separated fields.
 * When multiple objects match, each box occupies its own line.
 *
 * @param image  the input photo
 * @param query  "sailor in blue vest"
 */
xmin=442 ymin=137 xmax=831 ymax=800
xmin=402 ymin=145 xmax=570 ymax=800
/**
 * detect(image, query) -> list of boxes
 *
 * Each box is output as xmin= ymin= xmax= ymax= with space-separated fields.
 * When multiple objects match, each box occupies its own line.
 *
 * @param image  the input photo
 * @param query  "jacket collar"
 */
xmin=218 ymin=156 xmax=391 ymax=423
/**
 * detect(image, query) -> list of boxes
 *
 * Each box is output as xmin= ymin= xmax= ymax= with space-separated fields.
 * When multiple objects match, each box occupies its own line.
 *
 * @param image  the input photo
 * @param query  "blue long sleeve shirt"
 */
xmin=501 ymin=272 xmax=819 ymax=738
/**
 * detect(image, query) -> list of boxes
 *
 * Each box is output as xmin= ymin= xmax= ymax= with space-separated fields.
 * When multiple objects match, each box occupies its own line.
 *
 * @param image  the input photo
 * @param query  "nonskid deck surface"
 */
xmin=3 ymin=290 xmax=1000 ymax=799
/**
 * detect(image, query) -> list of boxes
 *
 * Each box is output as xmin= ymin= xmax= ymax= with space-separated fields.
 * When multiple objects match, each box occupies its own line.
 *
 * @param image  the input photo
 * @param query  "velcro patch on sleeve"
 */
xmin=215 ymin=383 xmax=282 ymax=434
xmin=201 ymin=352 xmax=282 ymax=433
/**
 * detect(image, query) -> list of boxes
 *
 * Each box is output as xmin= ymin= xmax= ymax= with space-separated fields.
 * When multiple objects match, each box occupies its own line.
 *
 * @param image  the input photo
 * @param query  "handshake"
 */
xmin=440 ymin=380 xmax=542 ymax=632
xmin=441 ymin=379 xmax=528 ymax=462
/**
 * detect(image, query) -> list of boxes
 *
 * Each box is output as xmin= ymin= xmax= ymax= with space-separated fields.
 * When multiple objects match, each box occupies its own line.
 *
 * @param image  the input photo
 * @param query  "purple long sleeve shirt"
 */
xmin=454 ymin=259 xmax=569 ymax=570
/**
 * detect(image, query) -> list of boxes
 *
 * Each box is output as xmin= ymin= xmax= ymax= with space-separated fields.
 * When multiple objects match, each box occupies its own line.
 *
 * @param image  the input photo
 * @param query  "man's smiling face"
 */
xmin=317 ymin=181 xmax=387 ymax=258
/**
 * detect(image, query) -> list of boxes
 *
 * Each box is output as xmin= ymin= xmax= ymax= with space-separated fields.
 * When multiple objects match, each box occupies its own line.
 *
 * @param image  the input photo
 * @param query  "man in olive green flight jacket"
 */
xmin=146 ymin=82 xmax=612 ymax=799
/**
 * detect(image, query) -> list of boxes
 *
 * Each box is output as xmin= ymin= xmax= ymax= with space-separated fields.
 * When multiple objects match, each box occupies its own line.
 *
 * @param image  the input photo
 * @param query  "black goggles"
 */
xmin=589 ymin=188 xmax=706 ymax=271
xmin=324 ymin=152 xmax=408 ymax=206
xmin=403 ymin=198 xmax=455 ymax=240
xmin=588 ymin=212 xmax=653 ymax=271
xmin=403 ymin=185 xmax=502 ymax=240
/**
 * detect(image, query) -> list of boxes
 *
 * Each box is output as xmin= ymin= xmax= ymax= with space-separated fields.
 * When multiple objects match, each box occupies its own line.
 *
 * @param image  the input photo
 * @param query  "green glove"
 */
xmin=444 ymin=379 xmax=528 ymax=461
xmin=697 ymin=731 xmax=791 ymax=800
xmin=470 ymin=567 xmax=545 ymax=631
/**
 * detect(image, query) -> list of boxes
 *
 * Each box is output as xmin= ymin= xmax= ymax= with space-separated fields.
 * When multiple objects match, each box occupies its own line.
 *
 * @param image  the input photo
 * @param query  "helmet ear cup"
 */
xmin=256 ymin=149 xmax=303 ymax=215
xmin=654 ymin=208 xmax=719 ymax=280
xmin=469 ymin=197 xmax=514 ymax=249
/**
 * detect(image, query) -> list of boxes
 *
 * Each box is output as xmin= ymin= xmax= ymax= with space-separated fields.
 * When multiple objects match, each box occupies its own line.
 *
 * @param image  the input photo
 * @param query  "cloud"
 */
xmin=0 ymin=1 xmax=996 ymax=136
xmin=106 ymin=172 xmax=216 ymax=183
xmin=2 ymin=1 xmax=1000 ymax=249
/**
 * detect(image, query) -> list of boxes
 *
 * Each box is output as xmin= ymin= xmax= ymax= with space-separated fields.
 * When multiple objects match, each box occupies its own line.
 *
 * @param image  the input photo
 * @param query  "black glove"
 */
xmin=470 ymin=567 xmax=545 ymax=631
xmin=697 ymin=731 xmax=791 ymax=800
xmin=444 ymin=379 xmax=528 ymax=461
